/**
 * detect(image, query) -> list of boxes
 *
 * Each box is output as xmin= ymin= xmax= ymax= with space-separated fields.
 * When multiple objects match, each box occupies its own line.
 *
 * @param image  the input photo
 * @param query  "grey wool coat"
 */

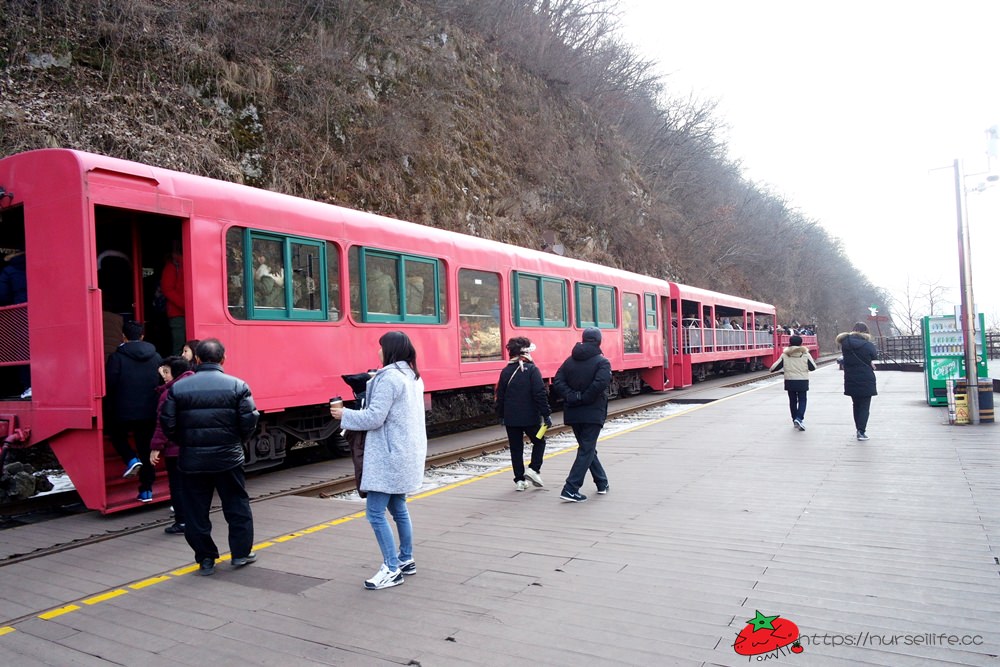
xmin=339 ymin=361 xmax=427 ymax=495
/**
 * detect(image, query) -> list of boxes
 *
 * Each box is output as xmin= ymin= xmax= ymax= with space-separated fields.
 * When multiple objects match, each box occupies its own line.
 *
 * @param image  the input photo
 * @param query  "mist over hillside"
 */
xmin=0 ymin=0 xmax=883 ymax=345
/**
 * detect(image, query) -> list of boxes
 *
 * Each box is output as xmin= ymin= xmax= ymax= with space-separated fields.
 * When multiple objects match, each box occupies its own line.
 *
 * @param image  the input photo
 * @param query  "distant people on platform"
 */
xmin=330 ymin=331 xmax=427 ymax=590
xmin=161 ymin=242 xmax=186 ymax=355
xmin=161 ymin=338 xmax=259 ymax=576
xmin=836 ymin=322 xmax=879 ymax=441
xmin=553 ymin=328 xmax=611 ymax=503
xmin=105 ymin=320 xmax=162 ymax=503
xmin=149 ymin=355 xmax=194 ymax=535
xmin=769 ymin=335 xmax=818 ymax=431
xmin=495 ymin=337 xmax=552 ymax=492
xmin=0 ymin=249 xmax=30 ymax=398
xmin=181 ymin=339 xmax=200 ymax=364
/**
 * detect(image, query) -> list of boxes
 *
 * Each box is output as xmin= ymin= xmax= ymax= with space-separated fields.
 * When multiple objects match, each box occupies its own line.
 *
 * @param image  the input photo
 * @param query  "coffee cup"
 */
xmin=329 ymin=396 xmax=343 ymax=409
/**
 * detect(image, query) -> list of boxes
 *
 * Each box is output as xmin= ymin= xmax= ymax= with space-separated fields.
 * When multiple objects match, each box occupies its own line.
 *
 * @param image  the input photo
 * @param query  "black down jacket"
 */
xmin=552 ymin=341 xmax=612 ymax=425
xmin=105 ymin=340 xmax=162 ymax=421
xmin=837 ymin=331 xmax=878 ymax=397
xmin=496 ymin=360 xmax=551 ymax=428
xmin=160 ymin=363 xmax=259 ymax=473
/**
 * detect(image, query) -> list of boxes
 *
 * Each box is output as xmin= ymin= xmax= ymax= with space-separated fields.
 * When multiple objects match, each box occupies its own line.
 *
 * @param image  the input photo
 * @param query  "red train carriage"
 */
xmin=666 ymin=283 xmax=778 ymax=387
xmin=0 ymin=148 xmax=694 ymax=513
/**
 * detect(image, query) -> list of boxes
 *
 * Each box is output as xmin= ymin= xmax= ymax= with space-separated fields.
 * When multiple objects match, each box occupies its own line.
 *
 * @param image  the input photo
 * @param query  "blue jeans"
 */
xmin=365 ymin=491 xmax=412 ymax=570
xmin=562 ymin=423 xmax=608 ymax=494
xmin=787 ymin=390 xmax=807 ymax=421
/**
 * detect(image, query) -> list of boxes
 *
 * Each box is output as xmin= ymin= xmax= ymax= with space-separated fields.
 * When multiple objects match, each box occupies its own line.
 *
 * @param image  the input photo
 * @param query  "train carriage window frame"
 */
xmin=226 ymin=227 xmax=338 ymax=322
xmin=458 ymin=268 xmax=502 ymax=362
xmin=644 ymin=292 xmax=658 ymax=330
xmin=348 ymin=247 xmax=443 ymax=324
xmin=575 ymin=282 xmax=617 ymax=329
xmin=511 ymin=271 xmax=567 ymax=328
xmin=622 ymin=292 xmax=641 ymax=354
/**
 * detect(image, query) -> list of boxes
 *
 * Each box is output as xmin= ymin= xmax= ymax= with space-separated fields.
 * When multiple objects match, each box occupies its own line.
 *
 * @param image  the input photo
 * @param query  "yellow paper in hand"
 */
xmin=535 ymin=424 xmax=548 ymax=439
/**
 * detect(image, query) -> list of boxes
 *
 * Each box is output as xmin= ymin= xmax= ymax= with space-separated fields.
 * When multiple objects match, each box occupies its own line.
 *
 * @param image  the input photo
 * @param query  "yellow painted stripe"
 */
xmin=273 ymin=533 xmax=300 ymax=542
xmin=0 ymin=626 xmax=15 ymax=636
xmin=39 ymin=605 xmax=80 ymax=619
xmin=254 ymin=541 xmax=275 ymax=549
xmin=171 ymin=563 xmax=201 ymax=576
xmin=82 ymin=589 xmax=128 ymax=605
xmin=129 ymin=575 xmax=170 ymax=590
xmin=298 ymin=524 xmax=329 ymax=534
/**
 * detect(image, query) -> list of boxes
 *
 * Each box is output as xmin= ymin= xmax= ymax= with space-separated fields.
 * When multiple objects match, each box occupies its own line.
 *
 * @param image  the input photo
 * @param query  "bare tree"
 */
xmin=920 ymin=279 xmax=952 ymax=317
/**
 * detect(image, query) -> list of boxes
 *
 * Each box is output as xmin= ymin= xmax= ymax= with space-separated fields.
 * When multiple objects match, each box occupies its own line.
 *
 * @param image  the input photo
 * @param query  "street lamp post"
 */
xmin=953 ymin=158 xmax=980 ymax=424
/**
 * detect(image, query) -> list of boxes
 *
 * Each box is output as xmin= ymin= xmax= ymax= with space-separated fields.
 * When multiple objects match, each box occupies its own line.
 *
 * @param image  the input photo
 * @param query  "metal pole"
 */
xmin=953 ymin=158 xmax=980 ymax=424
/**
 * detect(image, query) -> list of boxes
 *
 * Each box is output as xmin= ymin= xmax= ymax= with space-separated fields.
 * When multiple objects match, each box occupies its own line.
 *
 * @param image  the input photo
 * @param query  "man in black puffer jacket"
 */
xmin=161 ymin=338 xmax=259 ymax=576
xmin=552 ymin=327 xmax=611 ymax=502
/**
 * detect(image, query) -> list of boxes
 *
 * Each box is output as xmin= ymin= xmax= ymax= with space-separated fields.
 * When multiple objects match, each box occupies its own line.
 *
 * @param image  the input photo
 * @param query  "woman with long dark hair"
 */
xmin=330 ymin=331 xmax=427 ymax=589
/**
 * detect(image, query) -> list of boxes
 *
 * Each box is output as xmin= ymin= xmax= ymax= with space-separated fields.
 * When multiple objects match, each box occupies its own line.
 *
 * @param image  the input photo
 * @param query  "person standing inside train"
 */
xmin=330 ymin=331 xmax=427 ymax=590
xmin=161 ymin=242 xmax=186 ymax=355
xmin=149 ymin=355 xmax=194 ymax=534
xmin=769 ymin=334 xmax=817 ymax=431
xmin=105 ymin=320 xmax=162 ymax=502
xmin=161 ymin=338 xmax=259 ymax=576
xmin=837 ymin=322 xmax=879 ymax=441
xmin=553 ymin=327 xmax=611 ymax=502
xmin=496 ymin=336 xmax=552 ymax=491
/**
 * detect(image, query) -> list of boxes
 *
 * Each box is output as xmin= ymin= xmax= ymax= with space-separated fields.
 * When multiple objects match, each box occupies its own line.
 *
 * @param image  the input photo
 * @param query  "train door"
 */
xmin=0 ymin=203 xmax=29 ymax=399
xmin=95 ymin=206 xmax=183 ymax=361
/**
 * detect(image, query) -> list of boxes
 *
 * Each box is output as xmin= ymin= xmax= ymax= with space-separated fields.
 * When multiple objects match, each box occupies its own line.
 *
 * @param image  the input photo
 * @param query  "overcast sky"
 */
xmin=620 ymin=0 xmax=1000 ymax=324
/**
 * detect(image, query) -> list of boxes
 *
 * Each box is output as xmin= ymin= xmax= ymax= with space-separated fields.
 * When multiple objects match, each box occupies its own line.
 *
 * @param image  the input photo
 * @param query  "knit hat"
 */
xmin=582 ymin=327 xmax=602 ymax=344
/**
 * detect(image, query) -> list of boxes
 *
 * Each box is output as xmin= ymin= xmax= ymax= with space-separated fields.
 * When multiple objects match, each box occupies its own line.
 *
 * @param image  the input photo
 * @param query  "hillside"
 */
xmin=0 ymin=0 xmax=882 ymax=345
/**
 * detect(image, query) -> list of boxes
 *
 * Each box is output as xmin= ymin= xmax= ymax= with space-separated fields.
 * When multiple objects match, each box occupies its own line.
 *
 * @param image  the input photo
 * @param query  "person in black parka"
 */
xmin=552 ymin=327 xmax=611 ymax=502
xmin=496 ymin=337 xmax=551 ymax=491
xmin=105 ymin=320 xmax=162 ymax=500
xmin=836 ymin=321 xmax=879 ymax=441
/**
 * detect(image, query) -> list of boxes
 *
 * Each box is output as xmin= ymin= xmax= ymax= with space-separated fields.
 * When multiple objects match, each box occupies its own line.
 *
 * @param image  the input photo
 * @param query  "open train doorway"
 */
xmin=95 ymin=206 xmax=184 ymax=362
xmin=0 ymin=203 xmax=29 ymax=399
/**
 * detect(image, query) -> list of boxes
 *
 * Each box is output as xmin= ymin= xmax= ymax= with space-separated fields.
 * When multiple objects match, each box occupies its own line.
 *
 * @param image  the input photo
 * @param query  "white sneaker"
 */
xmin=523 ymin=468 xmax=544 ymax=487
xmin=19 ymin=387 xmax=31 ymax=399
xmin=515 ymin=480 xmax=528 ymax=491
xmin=364 ymin=564 xmax=403 ymax=590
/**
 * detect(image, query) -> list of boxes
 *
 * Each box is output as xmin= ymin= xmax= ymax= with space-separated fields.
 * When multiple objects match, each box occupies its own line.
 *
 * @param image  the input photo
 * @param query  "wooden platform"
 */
xmin=1 ymin=367 xmax=998 ymax=665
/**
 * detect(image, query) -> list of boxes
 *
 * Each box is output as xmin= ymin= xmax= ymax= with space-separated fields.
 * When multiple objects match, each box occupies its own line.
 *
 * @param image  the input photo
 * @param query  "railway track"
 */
xmin=0 ymin=360 xmax=835 ymax=566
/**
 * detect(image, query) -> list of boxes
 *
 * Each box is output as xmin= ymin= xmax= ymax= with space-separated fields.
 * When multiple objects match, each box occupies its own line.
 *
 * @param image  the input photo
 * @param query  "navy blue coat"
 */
xmin=0 ymin=253 xmax=27 ymax=305
xmin=496 ymin=360 xmax=551 ymax=428
xmin=552 ymin=342 xmax=612 ymax=425
xmin=837 ymin=332 xmax=878 ymax=397
xmin=161 ymin=363 xmax=259 ymax=473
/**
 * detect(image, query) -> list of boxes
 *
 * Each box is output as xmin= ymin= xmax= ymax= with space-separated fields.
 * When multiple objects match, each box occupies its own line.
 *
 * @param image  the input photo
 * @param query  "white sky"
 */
xmin=620 ymin=0 xmax=1000 ymax=324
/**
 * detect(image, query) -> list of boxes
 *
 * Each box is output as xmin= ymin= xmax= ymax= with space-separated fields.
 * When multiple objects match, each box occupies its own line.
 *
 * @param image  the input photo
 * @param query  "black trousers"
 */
xmin=562 ymin=423 xmax=608 ymax=494
xmin=851 ymin=395 xmax=873 ymax=433
xmin=165 ymin=456 xmax=186 ymax=525
xmin=180 ymin=466 xmax=254 ymax=563
xmin=504 ymin=425 xmax=546 ymax=482
xmin=108 ymin=418 xmax=155 ymax=492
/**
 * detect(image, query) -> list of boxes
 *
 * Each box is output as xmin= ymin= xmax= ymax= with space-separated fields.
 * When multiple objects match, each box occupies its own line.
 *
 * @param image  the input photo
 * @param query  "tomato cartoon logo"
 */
xmin=733 ymin=610 xmax=801 ymax=657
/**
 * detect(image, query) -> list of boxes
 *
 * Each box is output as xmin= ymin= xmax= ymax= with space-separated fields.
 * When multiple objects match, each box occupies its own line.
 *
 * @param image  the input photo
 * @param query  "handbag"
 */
xmin=344 ymin=429 xmax=367 ymax=498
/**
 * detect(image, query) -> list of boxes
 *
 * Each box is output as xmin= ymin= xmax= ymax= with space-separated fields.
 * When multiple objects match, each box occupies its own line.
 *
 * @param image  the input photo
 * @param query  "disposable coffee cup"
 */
xmin=329 ymin=396 xmax=343 ymax=409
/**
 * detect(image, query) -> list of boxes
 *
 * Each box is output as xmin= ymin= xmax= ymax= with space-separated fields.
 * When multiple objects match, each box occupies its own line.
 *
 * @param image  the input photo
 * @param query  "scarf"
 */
xmin=507 ymin=352 xmax=534 ymax=374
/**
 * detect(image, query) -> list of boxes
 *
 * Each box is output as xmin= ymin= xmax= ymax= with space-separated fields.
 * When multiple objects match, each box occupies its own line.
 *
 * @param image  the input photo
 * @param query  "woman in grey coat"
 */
xmin=331 ymin=331 xmax=427 ymax=590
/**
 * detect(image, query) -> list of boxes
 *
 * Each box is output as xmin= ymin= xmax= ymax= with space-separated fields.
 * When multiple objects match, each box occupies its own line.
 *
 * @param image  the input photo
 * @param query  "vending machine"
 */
xmin=922 ymin=313 xmax=987 ymax=406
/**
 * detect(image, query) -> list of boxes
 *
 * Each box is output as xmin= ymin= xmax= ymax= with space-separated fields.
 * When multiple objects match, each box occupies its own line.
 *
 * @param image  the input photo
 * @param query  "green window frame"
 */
xmin=511 ymin=272 xmax=567 ymax=327
xmin=644 ymin=292 xmax=658 ymax=329
xmin=350 ymin=247 xmax=443 ymax=324
xmin=229 ymin=228 xmax=333 ymax=321
xmin=575 ymin=282 xmax=617 ymax=328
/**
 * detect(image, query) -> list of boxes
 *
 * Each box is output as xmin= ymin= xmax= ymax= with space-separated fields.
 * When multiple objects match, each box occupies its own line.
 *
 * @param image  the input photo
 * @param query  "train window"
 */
xmin=512 ymin=272 xmax=566 ymax=327
xmin=623 ymin=292 xmax=640 ymax=353
xmin=575 ymin=282 xmax=616 ymax=329
xmin=644 ymin=292 xmax=658 ymax=329
xmin=325 ymin=241 xmax=342 ymax=321
xmin=459 ymin=269 xmax=502 ymax=362
xmin=225 ymin=227 xmax=337 ymax=321
xmin=348 ymin=247 xmax=443 ymax=324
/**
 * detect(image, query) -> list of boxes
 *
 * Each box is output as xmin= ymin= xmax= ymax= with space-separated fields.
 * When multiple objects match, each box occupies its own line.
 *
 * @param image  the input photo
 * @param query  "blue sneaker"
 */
xmin=137 ymin=490 xmax=153 ymax=503
xmin=560 ymin=489 xmax=587 ymax=502
xmin=123 ymin=458 xmax=142 ymax=478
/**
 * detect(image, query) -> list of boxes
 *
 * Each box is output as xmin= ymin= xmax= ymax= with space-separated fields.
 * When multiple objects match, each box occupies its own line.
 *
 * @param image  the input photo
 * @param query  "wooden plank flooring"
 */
xmin=1 ymin=367 xmax=999 ymax=665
